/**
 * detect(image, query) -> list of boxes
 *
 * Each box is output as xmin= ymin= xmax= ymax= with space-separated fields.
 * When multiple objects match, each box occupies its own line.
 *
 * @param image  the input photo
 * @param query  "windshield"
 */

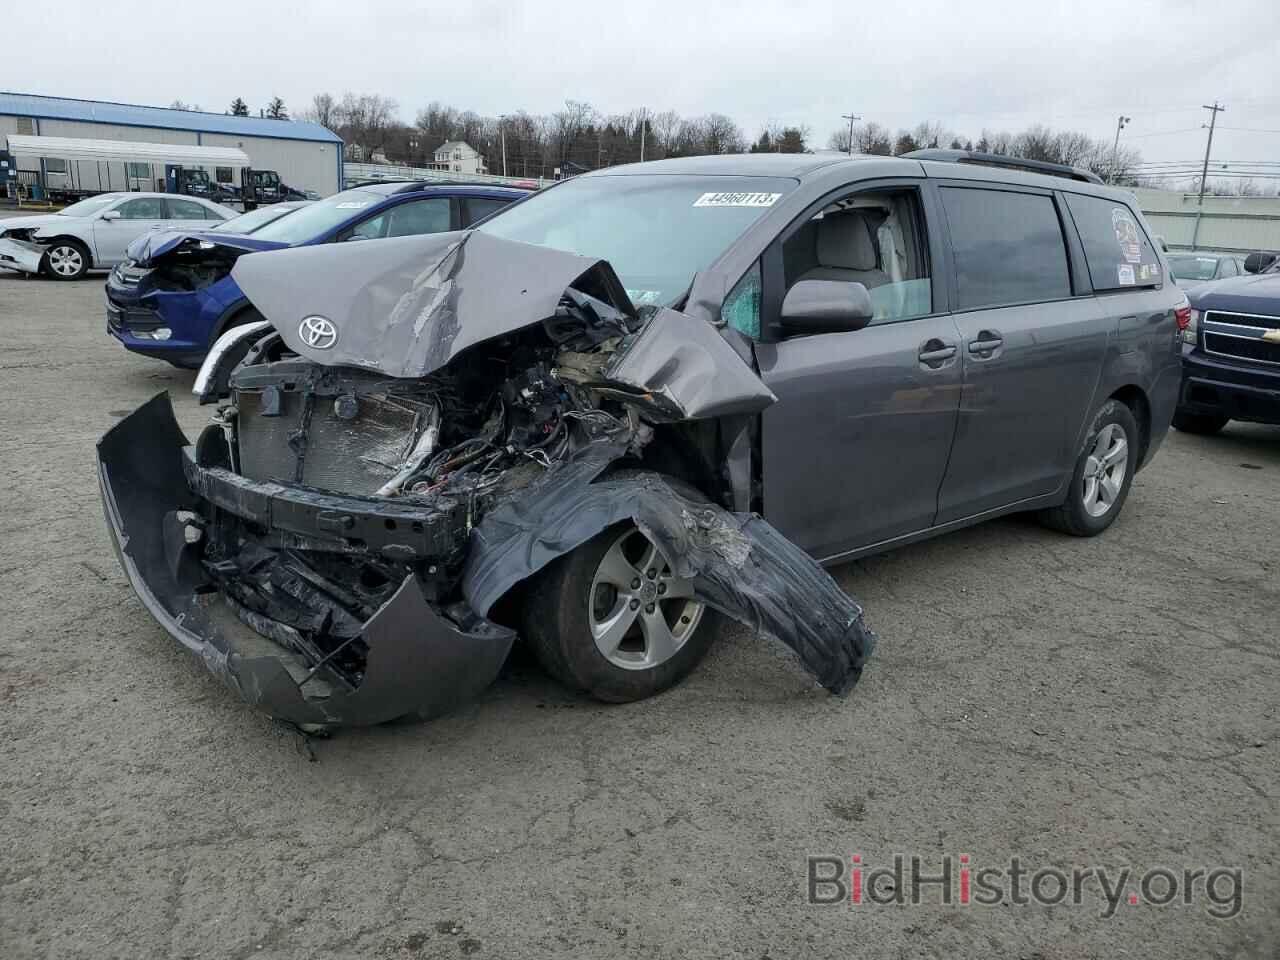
xmin=250 ymin=189 xmax=381 ymax=245
xmin=478 ymin=174 xmax=796 ymax=305
xmin=1168 ymin=255 xmax=1220 ymax=282
xmin=58 ymin=195 xmax=124 ymax=217
xmin=213 ymin=203 xmax=306 ymax=234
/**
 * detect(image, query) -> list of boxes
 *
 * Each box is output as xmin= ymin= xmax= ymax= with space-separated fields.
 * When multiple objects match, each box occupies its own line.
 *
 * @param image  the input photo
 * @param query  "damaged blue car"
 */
xmin=105 ymin=183 xmax=526 ymax=368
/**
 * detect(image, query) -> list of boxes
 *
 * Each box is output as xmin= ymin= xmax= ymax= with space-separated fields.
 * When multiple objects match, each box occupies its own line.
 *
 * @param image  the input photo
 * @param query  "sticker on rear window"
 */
xmin=335 ymin=201 xmax=370 ymax=209
xmin=1117 ymin=264 xmax=1135 ymax=286
xmin=1111 ymin=208 xmax=1142 ymax=264
xmin=693 ymin=192 xmax=781 ymax=208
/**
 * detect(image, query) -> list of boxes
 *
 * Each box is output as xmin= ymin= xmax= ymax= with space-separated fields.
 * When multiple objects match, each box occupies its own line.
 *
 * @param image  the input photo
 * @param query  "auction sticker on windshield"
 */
xmin=694 ymin=192 xmax=781 ymax=208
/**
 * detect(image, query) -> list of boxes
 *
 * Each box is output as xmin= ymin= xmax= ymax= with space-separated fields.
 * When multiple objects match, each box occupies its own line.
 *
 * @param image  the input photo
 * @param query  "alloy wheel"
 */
xmin=588 ymin=528 xmax=705 ymax=670
xmin=48 ymin=246 xmax=84 ymax=277
xmin=1082 ymin=422 xmax=1129 ymax=518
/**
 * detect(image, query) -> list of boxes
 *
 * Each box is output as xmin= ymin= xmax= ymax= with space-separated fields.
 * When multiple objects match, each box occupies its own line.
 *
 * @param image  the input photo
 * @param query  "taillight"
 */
xmin=1174 ymin=303 xmax=1191 ymax=331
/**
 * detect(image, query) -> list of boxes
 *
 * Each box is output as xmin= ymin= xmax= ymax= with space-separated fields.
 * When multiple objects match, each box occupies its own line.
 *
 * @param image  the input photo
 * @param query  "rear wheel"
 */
xmin=523 ymin=481 xmax=720 ymax=702
xmin=1039 ymin=398 xmax=1138 ymax=537
xmin=43 ymin=240 xmax=90 ymax=280
xmin=1172 ymin=409 xmax=1229 ymax=435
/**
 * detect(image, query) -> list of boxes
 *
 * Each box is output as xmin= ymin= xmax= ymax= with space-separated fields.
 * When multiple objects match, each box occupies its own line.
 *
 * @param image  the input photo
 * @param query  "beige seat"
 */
xmin=798 ymin=210 xmax=890 ymax=289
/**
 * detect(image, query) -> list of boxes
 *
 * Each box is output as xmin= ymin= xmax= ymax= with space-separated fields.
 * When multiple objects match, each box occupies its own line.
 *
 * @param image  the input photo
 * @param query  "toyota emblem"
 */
xmin=298 ymin=315 xmax=338 ymax=350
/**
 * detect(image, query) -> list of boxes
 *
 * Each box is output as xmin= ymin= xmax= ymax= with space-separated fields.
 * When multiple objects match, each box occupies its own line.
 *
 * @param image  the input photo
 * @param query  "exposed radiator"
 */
xmin=235 ymin=388 xmax=430 ymax=494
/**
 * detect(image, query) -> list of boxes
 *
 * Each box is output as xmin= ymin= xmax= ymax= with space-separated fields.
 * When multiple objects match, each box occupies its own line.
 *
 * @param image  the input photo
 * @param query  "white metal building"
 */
xmin=1133 ymin=188 xmax=1280 ymax=253
xmin=0 ymin=91 xmax=343 ymax=197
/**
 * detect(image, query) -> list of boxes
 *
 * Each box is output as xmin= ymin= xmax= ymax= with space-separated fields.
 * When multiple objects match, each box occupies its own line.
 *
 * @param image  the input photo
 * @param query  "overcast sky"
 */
xmin=9 ymin=0 xmax=1280 ymax=176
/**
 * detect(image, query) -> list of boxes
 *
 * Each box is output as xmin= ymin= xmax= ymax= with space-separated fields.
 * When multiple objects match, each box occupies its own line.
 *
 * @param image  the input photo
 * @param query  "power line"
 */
xmin=1125 ymin=127 xmax=1205 ymax=139
xmin=1216 ymin=126 xmax=1280 ymax=135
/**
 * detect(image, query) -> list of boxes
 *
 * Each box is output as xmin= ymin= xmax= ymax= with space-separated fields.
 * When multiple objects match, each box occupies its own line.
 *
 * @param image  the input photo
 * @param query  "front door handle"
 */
xmin=918 ymin=339 xmax=957 ymax=367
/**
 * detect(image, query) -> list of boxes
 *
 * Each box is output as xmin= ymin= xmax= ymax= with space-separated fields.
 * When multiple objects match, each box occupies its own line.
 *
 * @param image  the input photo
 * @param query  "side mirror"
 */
xmin=780 ymin=279 xmax=873 ymax=334
xmin=100 ymin=209 xmax=122 ymax=221
xmin=1243 ymin=252 xmax=1277 ymax=275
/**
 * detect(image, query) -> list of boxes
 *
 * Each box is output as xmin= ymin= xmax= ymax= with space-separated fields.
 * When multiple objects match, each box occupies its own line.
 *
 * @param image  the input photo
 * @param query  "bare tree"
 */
xmin=301 ymin=93 xmax=336 ymax=129
xmin=700 ymin=113 xmax=746 ymax=154
xmin=333 ymin=93 xmax=399 ymax=153
xmin=546 ymin=99 xmax=598 ymax=167
xmin=911 ymin=121 xmax=952 ymax=150
xmin=650 ymin=110 xmax=682 ymax=157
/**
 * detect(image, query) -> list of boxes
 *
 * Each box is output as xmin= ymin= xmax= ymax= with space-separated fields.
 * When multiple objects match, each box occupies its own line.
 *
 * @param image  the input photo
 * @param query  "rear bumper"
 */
xmin=0 ymin=237 xmax=45 ymax=274
xmin=96 ymin=393 xmax=514 ymax=729
xmin=1178 ymin=347 xmax=1280 ymax=425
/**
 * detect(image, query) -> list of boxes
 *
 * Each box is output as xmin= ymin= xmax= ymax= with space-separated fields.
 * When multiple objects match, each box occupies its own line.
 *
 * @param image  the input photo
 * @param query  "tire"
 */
xmin=1171 ymin=409 xmax=1229 ymax=436
xmin=522 ymin=475 xmax=721 ymax=702
xmin=1039 ymin=398 xmax=1139 ymax=537
xmin=42 ymin=239 xmax=90 ymax=280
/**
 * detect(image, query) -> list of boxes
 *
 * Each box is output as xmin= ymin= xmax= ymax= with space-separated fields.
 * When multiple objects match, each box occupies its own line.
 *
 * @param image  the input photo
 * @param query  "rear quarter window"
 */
xmin=1064 ymin=194 xmax=1162 ymax=292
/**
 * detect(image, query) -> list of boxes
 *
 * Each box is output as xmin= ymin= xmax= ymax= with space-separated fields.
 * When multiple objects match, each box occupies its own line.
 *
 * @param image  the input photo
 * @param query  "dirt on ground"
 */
xmin=1 ymin=264 xmax=1277 ymax=959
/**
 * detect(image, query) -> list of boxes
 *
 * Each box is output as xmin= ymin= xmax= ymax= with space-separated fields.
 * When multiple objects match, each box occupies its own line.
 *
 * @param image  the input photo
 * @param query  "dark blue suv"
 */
xmin=105 ymin=182 xmax=527 ymax=368
xmin=1175 ymin=252 xmax=1280 ymax=434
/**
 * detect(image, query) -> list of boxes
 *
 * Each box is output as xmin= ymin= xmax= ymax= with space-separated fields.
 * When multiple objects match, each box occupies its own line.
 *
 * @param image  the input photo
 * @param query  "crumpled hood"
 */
xmin=126 ymin=229 xmax=287 ymax=265
xmin=0 ymin=214 xmax=66 ymax=236
xmin=231 ymin=230 xmax=634 ymax=379
xmin=1188 ymin=272 xmax=1280 ymax=316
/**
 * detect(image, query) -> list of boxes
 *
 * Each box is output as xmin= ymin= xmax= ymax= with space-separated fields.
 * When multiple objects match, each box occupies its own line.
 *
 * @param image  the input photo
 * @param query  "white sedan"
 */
xmin=0 ymin=192 xmax=235 ymax=280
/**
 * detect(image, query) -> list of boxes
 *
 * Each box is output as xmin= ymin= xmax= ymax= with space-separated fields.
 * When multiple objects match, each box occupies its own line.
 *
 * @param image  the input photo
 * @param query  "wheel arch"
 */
xmin=39 ymin=234 xmax=93 ymax=263
xmin=630 ymin=422 xmax=725 ymax=505
xmin=1108 ymin=384 xmax=1153 ymax=469
xmin=208 ymin=299 xmax=263 ymax=345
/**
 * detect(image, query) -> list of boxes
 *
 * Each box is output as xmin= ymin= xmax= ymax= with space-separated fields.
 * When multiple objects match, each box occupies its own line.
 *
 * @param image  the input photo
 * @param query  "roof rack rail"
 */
xmin=902 ymin=149 xmax=1104 ymax=185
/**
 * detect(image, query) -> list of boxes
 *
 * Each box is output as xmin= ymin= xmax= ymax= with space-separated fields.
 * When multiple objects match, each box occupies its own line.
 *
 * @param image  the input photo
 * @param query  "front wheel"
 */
xmin=1172 ymin=409 xmax=1229 ymax=435
xmin=1039 ymin=399 xmax=1139 ymax=537
xmin=523 ymin=491 xmax=720 ymax=702
xmin=43 ymin=240 xmax=90 ymax=280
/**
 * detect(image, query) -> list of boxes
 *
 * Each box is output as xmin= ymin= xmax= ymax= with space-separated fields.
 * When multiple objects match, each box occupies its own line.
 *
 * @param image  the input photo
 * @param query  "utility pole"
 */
xmin=1192 ymin=101 xmax=1225 ymax=247
xmin=1109 ymin=114 xmax=1130 ymax=184
xmin=841 ymin=112 xmax=861 ymax=155
xmin=639 ymin=108 xmax=647 ymax=163
xmin=499 ymin=115 xmax=508 ymax=178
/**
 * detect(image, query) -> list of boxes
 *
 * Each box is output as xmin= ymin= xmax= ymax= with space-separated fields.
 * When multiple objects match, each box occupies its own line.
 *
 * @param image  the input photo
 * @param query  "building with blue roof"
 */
xmin=1 ymin=91 xmax=344 ymax=197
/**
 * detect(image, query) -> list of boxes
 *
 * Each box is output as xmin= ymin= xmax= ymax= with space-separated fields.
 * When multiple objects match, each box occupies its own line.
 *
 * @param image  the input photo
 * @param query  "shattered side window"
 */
xmin=723 ymin=262 xmax=762 ymax=339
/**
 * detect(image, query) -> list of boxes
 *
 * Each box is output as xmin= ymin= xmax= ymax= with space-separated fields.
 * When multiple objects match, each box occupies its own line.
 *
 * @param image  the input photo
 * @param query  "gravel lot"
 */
xmin=1 ymin=257 xmax=1277 ymax=959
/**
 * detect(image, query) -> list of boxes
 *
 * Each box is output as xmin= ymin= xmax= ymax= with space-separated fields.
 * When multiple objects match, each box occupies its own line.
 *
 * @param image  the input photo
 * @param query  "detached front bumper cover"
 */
xmin=0 ymin=237 xmax=45 ymax=275
xmin=97 ymin=394 xmax=513 ymax=728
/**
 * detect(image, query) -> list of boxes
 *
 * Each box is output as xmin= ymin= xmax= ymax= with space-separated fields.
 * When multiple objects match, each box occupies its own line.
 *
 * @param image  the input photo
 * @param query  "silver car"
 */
xmin=1167 ymin=251 xmax=1246 ymax=289
xmin=0 ymin=192 xmax=234 ymax=280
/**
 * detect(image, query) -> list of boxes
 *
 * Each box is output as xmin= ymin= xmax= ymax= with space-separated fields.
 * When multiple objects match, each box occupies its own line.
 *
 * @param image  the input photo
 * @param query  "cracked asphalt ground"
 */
xmin=1 ymin=259 xmax=1278 ymax=960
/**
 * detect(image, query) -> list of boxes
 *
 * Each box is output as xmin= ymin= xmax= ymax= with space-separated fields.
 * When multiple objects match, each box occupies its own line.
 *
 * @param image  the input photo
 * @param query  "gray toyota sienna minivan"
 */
xmin=100 ymin=149 xmax=1183 ymax=726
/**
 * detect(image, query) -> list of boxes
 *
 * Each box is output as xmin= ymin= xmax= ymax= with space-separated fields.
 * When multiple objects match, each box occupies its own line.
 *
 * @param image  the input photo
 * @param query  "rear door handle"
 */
xmin=968 ymin=333 xmax=1004 ymax=355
